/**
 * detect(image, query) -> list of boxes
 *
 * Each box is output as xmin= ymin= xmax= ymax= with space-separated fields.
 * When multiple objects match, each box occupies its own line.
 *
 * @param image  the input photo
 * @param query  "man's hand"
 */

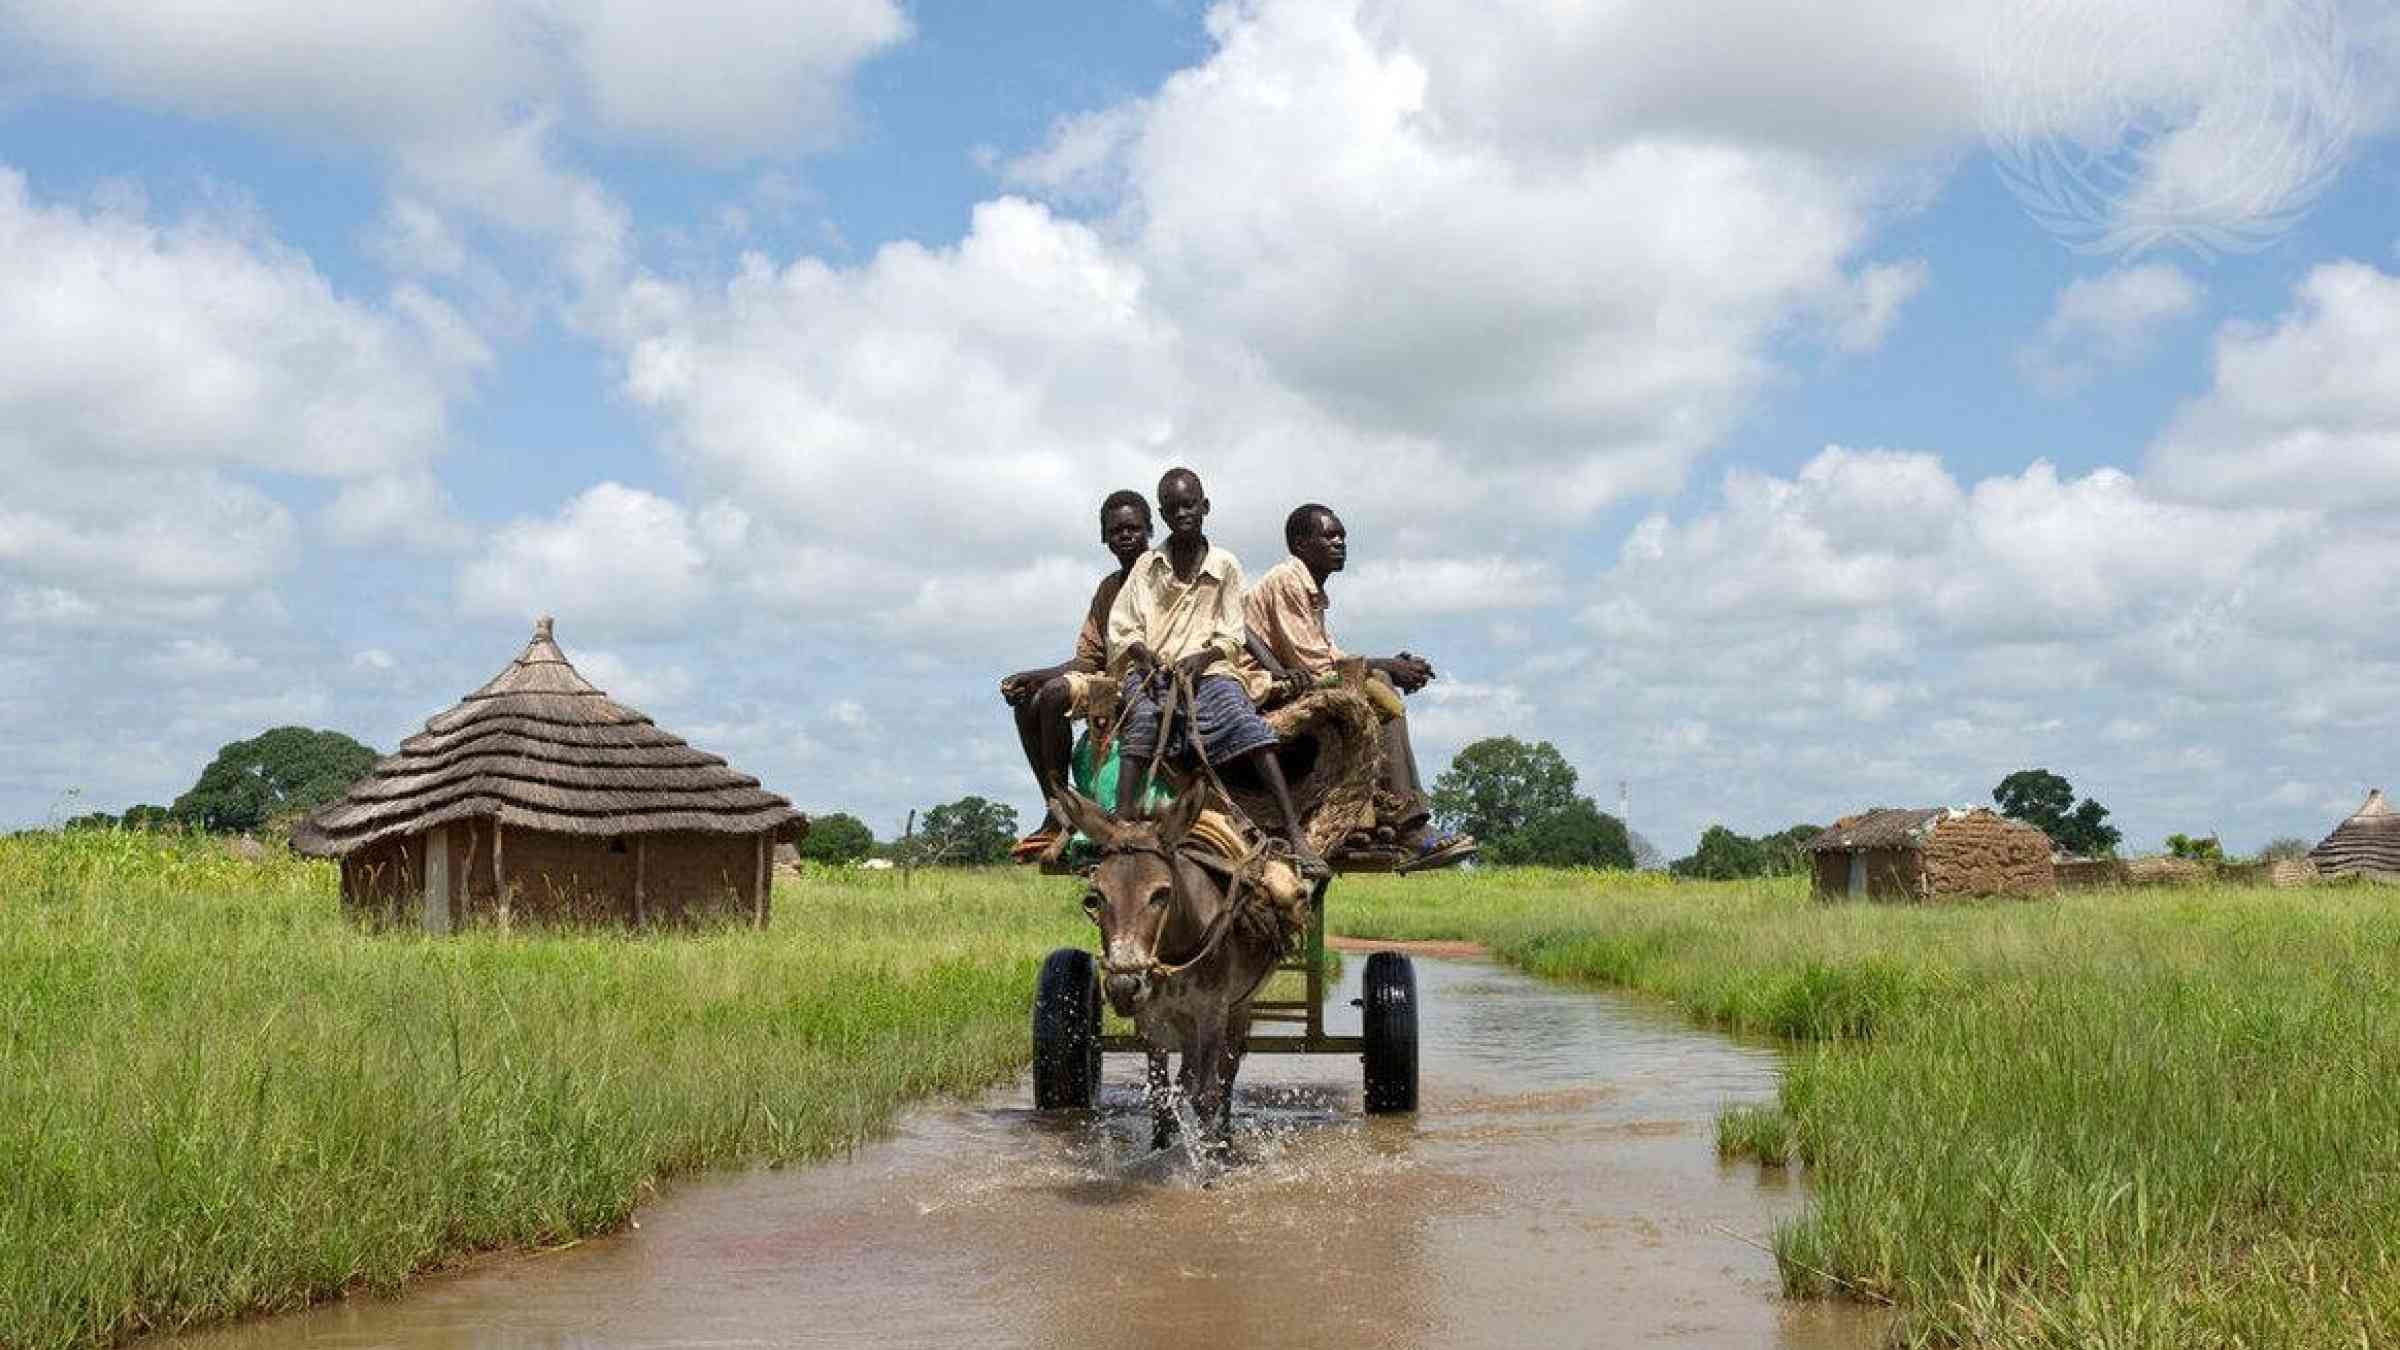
xmin=1174 ymin=649 xmax=1218 ymax=683
xmin=1383 ymin=652 xmax=1436 ymax=693
xmin=1000 ymin=671 xmax=1045 ymax=707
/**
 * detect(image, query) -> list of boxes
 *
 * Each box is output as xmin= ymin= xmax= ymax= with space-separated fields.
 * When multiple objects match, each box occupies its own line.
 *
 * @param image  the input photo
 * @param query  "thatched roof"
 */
xmin=1805 ymin=806 xmax=2042 ymax=853
xmin=292 ymin=618 xmax=803 ymax=857
xmin=2309 ymin=789 xmax=2400 ymax=879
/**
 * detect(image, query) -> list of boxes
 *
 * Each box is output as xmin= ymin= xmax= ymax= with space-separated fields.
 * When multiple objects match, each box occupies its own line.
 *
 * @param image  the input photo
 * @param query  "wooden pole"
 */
xmin=493 ymin=819 xmax=508 ymax=933
xmin=901 ymin=809 xmax=916 ymax=891
xmin=633 ymin=836 xmax=647 ymax=928
xmin=753 ymin=835 xmax=769 ymax=930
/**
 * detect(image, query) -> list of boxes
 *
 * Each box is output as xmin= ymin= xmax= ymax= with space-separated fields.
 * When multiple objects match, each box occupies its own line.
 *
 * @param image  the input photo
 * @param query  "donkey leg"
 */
xmin=1147 ymin=1050 xmax=1173 ymax=1150
xmin=1218 ymin=1009 xmax=1253 ymax=1135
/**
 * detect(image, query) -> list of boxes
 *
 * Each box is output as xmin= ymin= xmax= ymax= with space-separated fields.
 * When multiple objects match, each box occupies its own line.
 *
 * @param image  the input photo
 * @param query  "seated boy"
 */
xmin=1244 ymin=502 xmax=1476 ymax=868
xmin=1108 ymin=467 xmax=1317 ymax=867
xmin=1000 ymin=490 xmax=1154 ymax=860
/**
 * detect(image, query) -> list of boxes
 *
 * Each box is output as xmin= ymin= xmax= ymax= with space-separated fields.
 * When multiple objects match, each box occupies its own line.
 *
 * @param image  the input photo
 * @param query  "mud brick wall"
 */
xmin=1922 ymin=811 xmax=2054 ymax=898
xmin=341 ymin=834 xmax=418 ymax=920
xmin=496 ymin=827 xmax=638 ymax=922
xmin=1812 ymin=847 xmax=1928 ymax=901
xmin=2056 ymin=859 xmax=2127 ymax=890
xmin=2268 ymin=858 xmax=2321 ymax=888
xmin=635 ymin=830 xmax=764 ymax=925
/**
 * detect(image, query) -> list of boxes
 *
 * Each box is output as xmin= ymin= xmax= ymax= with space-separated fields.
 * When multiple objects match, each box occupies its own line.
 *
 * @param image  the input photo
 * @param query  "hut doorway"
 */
xmin=1847 ymin=852 xmax=1865 ymax=900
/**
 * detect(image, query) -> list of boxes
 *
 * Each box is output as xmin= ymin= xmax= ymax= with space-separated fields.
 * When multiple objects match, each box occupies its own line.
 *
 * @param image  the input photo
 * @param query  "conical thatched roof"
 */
xmin=2308 ymin=789 xmax=2400 ymax=879
xmin=292 ymin=618 xmax=802 ymax=857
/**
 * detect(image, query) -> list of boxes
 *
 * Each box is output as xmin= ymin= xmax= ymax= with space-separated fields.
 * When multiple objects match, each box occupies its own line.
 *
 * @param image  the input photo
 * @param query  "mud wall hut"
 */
xmin=1806 ymin=807 xmax=2054 ymax=902
xmin=2309 ymin=789 xmax=2400 ymax=881
xmin=293 ymin=618 xmax=806 ymax=930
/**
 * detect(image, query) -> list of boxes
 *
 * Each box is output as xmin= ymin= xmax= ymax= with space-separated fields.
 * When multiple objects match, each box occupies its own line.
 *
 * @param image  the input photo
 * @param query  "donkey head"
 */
xmin=1053 ymin=788 xmax=1209 ymax=1016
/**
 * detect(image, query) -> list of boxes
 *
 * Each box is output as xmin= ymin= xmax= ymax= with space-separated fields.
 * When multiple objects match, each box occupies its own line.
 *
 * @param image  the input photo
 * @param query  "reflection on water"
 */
xmin=178 ymin=957 xmax=1879 ymax=1350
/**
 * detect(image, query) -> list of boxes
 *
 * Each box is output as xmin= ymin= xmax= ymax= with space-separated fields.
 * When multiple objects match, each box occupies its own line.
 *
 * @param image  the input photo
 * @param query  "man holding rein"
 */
xmin=1106 ymin=467 xmax=1317 ymax=868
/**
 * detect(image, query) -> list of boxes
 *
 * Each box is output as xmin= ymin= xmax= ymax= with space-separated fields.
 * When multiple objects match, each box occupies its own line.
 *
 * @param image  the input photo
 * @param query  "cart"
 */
xmin=1029 ymin=861 xmax=1419 ymax=1115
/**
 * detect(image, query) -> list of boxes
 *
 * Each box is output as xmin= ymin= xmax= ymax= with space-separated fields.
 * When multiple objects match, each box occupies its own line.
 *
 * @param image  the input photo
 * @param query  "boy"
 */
xmin=1244 ymin=502 xmax=1476 ymax=868
xmin=1107 ymin=467 xmax=1316 ymax=866
xmin=1000 ymin=489 xmax=1153 ymax=860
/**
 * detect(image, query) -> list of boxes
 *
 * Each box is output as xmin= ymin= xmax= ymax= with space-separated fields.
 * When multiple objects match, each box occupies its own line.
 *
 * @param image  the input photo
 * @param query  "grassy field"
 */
xmin=17 ymin=832 xmax=2398 ymax=1349
xmin=0 ymin=829 xmax=1087 ymax=1350
xmin=1335 ymin=867 xmax=2400 ymax=1348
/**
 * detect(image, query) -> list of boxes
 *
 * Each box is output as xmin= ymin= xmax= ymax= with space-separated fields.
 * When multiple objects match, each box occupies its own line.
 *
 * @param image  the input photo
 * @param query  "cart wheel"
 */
xmin=1361 ymin=951 xmax=1418 ymax=1114
xmin=1033 ymin=948 xmax=1102 ymax=1109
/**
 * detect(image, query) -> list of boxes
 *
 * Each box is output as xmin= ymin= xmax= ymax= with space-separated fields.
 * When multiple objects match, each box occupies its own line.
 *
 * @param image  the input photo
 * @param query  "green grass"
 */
xmin=1334 ymin=868 xmax=2400 ymax=1347
xmin=0 ymin=830 xmax=1088 ymax=1350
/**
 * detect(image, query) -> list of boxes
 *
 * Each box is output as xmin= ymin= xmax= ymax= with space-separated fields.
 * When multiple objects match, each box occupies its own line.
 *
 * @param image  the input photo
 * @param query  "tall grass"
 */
xmin=1336 ymin=868 xmax=2400 ymax=1346
xmin=0 ymin=830 xmax=1085 ymax=1350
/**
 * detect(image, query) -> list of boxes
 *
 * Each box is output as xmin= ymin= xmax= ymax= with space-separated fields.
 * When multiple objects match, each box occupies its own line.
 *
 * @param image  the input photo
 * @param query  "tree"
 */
xmin=1431 ymin=737 xmax=1580 ymax=847
xmin=1627 ymin=828 xmax=1665 ymax=871
xmin=1488 ymin=796 xmax=1635 ymax=868
xmin=800 ymin=812 xmax=876 ymax=865
xmin=2258 ymin=836 xmax=2313 ymax=863
xmin=909 ymin=795 xmax=1019 ymax=866
xmin=1671 ymin=825 xmax=1770 ymax=880
xmin=1759 ymin=824 xmax=1825 ymax=877
xmin=2165 ymin=833 xmax=2225 ymax=863
xmin=1993 ymin=768 xmax=2122 ymax=857
xmin=171 ymin=727 xmax=380 ymax=834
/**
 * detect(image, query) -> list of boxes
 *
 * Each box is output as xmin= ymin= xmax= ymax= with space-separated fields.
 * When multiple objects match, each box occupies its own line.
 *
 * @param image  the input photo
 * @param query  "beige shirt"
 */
xmin=1243 ymin=556 xmax=1345 ymax=676
xmin=1106 ymin=543 xmax=1273 ymax=703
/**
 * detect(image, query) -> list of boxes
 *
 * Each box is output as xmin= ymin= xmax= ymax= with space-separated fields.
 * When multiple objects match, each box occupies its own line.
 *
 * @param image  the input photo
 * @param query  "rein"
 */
xmin=1092 ymin=665 xmax=1295 ymax=998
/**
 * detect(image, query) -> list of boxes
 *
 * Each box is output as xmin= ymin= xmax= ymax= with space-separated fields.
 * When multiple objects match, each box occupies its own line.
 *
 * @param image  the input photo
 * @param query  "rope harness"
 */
xmin=1091 ymin=664 xmax=1303 ymax=997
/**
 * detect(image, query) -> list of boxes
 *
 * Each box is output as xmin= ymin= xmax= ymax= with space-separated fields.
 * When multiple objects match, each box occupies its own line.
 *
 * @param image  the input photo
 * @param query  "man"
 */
xmin=1244 ymin=502 xmax=1476 ymax=868
xmin=1000 ymin=490 xmax=1153 ymax=860
xmin=1107 ymin=467 xmax=1317 ymax=867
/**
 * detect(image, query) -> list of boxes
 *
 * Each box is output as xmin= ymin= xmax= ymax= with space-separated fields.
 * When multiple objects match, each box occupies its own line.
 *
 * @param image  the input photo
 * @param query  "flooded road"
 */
xmin=187 ymin=956 xmax=1880 ymax=1349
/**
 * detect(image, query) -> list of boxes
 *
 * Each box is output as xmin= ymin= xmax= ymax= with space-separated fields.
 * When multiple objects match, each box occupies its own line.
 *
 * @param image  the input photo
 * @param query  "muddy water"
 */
xmin=187 ymin=957 xmax=1880 ymax=1349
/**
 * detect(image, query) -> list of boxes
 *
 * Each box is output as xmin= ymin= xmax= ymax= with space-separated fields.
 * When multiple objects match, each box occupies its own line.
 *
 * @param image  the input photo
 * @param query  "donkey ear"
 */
xmin=1155 ymin=786 xmax=1208 ymax=851
xmin=1051 ymin=790 xmax=1123 ymax=848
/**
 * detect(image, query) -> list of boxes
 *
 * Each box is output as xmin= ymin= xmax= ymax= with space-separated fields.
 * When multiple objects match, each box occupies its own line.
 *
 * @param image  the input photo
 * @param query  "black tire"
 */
xmin=1361 ymin=951 xmax=1419 ymax=1114
xmin=1033 ymin=947 xmax=1102 ymax=1109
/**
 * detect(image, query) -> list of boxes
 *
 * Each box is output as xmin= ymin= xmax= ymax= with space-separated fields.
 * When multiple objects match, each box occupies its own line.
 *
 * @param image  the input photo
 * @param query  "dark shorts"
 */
xmin=1118 ymin=671 xmax=1279 ymax=767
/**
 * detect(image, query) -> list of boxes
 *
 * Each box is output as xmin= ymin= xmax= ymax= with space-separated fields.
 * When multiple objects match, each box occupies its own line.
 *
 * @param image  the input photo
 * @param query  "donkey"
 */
xmin=1053 ymin=787 xmax=1290 ymax=1149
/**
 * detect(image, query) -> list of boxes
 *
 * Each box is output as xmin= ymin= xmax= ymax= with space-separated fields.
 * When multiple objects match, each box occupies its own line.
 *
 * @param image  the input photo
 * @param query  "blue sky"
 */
xmin=3 ymin=0 xmax=2397 ymax=857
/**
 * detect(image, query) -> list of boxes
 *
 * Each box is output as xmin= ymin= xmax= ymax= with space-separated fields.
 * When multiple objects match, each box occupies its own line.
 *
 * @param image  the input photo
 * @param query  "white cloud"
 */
xmin=2019 ymin=264 xmax=2205 ymax=393
xmin=1828 ymin=259 xmax=1932 ymax=353
xmin=1569 ymin=443 xmax=2393 ymax=851
xmin=0 ymin=170 xmax=477 ymax=481
xmin=457 ymin=482 xmax=713 ymax=636
xmin=320 ymin=472 xmax=474 ymax=554
xmin=2146 ymin=260 xmax=2400 ymax=508
xmin=0 ymin=0 xmax=909 ymax=163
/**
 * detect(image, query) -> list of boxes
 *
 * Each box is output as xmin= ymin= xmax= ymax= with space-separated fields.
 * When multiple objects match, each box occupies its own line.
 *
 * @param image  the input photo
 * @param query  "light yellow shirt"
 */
xmin=1106 ymin=543 xmax=1272 ymax=702
xmin=1243 ymin=556 xmax=1345 ymax=676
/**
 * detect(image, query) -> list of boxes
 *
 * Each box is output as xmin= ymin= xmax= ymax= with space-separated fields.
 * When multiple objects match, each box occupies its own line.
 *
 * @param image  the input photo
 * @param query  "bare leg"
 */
xmin=1242 ymin=745 xmax=1313 ymax=858
xmin=1028 ymin=678 xmax=1075 ymax=830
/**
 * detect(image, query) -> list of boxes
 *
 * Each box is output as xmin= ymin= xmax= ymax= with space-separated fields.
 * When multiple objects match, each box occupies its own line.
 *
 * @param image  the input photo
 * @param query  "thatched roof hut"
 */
xmin=1805 ymin=806 xmax=2053 ymax=902
xmin=294 ymin=618 xmax=806 ymax=930
xmin=2309 ymin=789 xmax=2400 ymax=881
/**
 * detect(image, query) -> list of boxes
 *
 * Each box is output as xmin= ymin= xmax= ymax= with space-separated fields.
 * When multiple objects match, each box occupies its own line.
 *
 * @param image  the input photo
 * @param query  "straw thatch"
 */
xmin=293 ymin=618 xmax=803 ymax=857
xmin=2309 ymin=789 xmax=2400 ymax=881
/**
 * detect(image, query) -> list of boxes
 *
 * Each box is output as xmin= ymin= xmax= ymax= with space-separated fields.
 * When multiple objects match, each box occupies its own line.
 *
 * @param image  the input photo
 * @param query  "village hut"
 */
xmin=2308 ymin=789 xmax=2400 ymax=882
xmin=1805 ymin=807 xmax=2054 ymax=902
xmin=292 ymin=618 xmax=807 ymax=931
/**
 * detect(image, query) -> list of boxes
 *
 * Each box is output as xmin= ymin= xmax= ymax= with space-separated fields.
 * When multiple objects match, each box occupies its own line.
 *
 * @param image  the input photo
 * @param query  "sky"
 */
xmin=3 ymin=0 xmax=2398 ymax=857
